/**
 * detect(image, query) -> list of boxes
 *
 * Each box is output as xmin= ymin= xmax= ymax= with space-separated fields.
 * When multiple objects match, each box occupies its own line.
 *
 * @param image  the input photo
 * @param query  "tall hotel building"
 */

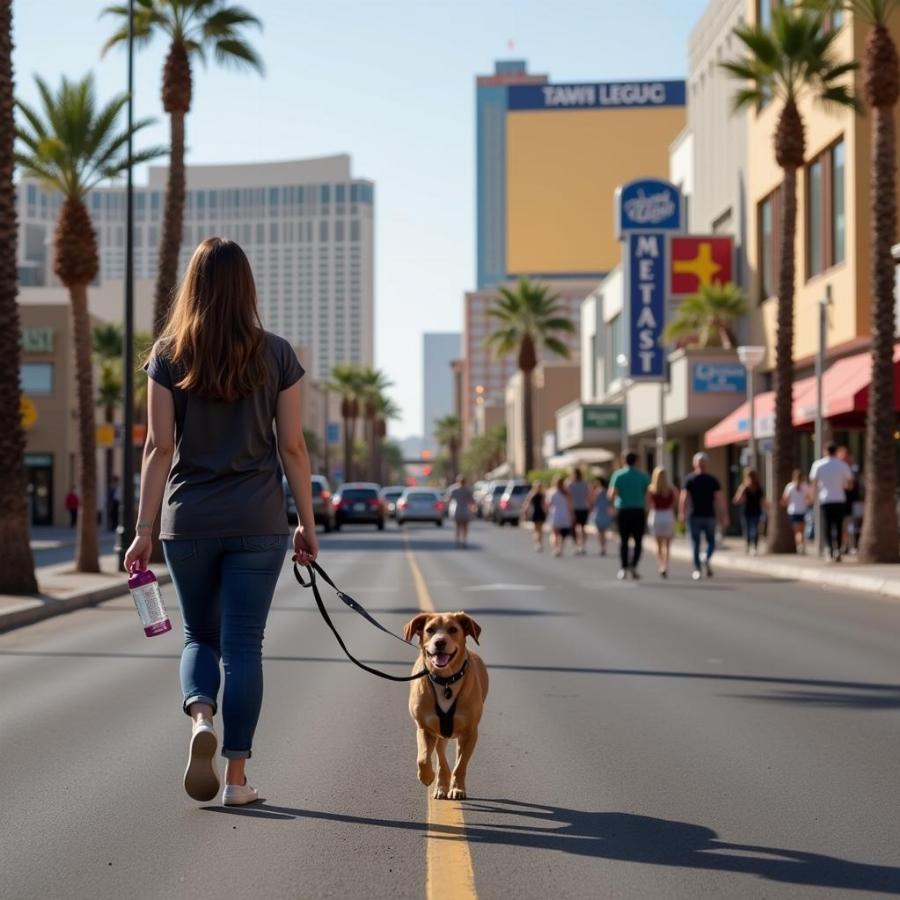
xmin=17 ymin=155 xmax=374 ymax=381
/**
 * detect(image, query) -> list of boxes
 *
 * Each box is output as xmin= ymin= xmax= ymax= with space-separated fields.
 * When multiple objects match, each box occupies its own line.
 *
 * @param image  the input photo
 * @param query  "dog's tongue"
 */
xmin=433 ymin=653 xmax=451 ymax=668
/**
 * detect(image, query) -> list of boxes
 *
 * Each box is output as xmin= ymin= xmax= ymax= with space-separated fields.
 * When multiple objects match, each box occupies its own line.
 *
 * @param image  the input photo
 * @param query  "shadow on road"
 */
xmin=318 ymin=535 xmax=481 ymax=553
xmin=203 ymin=798 xmax=900 ymax=894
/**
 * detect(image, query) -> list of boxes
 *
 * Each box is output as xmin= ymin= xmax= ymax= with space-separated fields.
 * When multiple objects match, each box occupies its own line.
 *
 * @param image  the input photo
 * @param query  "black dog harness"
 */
xmin=429 ymin=656 xmax=469 ymax=738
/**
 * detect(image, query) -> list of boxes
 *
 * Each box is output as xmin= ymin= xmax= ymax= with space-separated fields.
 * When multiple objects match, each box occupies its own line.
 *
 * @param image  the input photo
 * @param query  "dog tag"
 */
xmin=444 ymin=687 xmax=453 ymax=700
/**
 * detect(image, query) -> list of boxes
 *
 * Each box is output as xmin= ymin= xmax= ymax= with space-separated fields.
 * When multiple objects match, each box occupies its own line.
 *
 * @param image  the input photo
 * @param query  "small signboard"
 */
xmin=326 ymin=422 xmax=340 ymax=444
xmin=557 ymin=403 xmax=623 ymax=450
xmin=626 ymin=232 xmax=667 ymax=381
xmin=670 ymin=236 xmax=734 ymax=296
xmin=616 ymin=178 xmax=683 ymax=238
xmin=692 ymin=362 xmax=746 ymax=394
xmin=20 ymin=396 xmax=37 ymax=430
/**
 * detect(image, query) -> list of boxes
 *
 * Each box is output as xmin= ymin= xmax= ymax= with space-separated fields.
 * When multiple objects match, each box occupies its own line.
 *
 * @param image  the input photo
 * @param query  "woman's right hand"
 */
xmin=293 ymin=524 xmax=319 ymax=566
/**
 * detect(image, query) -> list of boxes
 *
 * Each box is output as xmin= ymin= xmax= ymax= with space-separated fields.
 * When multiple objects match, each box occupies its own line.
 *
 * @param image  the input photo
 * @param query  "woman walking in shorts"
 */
xmin=547 ymin=476 xmax=574 ymax=558
xmin=125 ymin=238 xmax=317 ymax=807
xmin=448 ymin=475 xmax=476 ymax=548
xmin=591 ymin=476 xmax=612 ymax=556
xmin=567 ymin=467 xmax=591 ymax=555
xmin=781 ymin=469 xmax=811 ymax=554
xmin=522 ymin=481 xmax=548 ymax=552
xmin=647 ymin=467 xmax=677 ymax=577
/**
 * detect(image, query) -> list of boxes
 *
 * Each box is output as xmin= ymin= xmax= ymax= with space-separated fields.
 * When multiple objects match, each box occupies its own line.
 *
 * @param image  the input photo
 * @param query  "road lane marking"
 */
xmin=404 ymin=538 xmax=478 ymax=900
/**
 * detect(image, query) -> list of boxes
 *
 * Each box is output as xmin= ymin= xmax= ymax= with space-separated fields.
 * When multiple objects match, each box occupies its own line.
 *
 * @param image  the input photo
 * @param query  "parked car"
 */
xmin=481 ymin=481 xmax=507 ymax=520
xmin=380 ymin=485 xmax=406 ymax=520
xmin=472 ymin=480 xmax=488 ymax=518
xmin=332 ymin=483 xmax=385 ymax=530
xmin=284 ymin=474 xmax=335 ymax=532
xmin=396 ymin=488 xmax=446 ymax=526
xmin=494 ymin=480 xmax=530 ymax=525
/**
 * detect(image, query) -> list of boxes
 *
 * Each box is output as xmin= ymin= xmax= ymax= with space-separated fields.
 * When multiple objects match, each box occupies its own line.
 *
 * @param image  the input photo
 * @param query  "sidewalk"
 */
xmin=0 ymin=553 xmax=171 ymax=633
xmin=667 ymin=535 xmax=900 ymax=600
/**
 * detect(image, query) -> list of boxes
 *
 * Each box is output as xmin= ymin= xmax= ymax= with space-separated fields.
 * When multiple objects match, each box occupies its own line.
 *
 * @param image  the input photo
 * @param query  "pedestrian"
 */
xmin=809 ymin=442 xmax=853 ymax=561
xmin=521 ymin=480 xmax=548 ymax=552
xmin=567 ymin=467 xmax=591 ymax=556
xmin=547 ymin=476 xmax=574 ymax=558
xmin=781 ymin=469 xmax=811 ymax=554
xmin=124 ymin=238 xmax=317 ymax=807
xmin=107 ymin=475 xmax=121 ymax=532
xmin=448 ymin=475 xmax=476 ymax=548
xmin=64 ymin=486 xmax=79 ymax=528
xmin=678 ymin=452 xmax=729 ymax=581
xmin=591 ymin=475 xmax=612 ymax=556
xmin=837 ymin=447 xmax=861 ymax=555
xmin=732 ymin=468 xmax=767 ymax=555
xmin=648 ymin=466 xmax=678 ymax=578
xmin=608 ymin=451 xmax=650 ymax=580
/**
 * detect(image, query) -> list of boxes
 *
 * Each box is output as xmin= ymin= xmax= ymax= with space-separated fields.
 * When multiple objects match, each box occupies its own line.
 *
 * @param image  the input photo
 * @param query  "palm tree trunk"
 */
xmin=860 ymin=101 xmax=899 ymax=562
xmin=153 ymin=109 xmax=185 ymax=336
xmin=522 ymin=367 xmax=535 ymax=476
xmin=70 ymin=282 xmax=100 ymax=572
xmin=0 ymin=0 xmax=37 ymax=593
xmin=769 ymin=166 xmax=798 ymax=554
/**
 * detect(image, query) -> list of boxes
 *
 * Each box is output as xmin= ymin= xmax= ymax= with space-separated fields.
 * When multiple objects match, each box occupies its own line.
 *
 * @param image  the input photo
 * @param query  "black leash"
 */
xmin=293 ymin=561 xmax=429 ymax=683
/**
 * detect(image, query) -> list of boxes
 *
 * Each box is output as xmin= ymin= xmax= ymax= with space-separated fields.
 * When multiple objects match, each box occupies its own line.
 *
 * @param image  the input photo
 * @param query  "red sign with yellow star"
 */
xmin=669 ymin=236 xmax=733 ymax=296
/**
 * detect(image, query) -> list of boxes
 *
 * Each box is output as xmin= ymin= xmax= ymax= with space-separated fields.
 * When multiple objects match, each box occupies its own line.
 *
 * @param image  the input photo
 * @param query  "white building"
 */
xmin=17 ymin=154 xmax=375 ymax=381
xmin=422 ymin=332 xmax=461 ymax=452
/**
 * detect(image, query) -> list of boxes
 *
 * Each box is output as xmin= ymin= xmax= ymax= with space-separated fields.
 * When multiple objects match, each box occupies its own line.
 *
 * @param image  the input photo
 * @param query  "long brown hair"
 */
xmin=155 ymin=238 xmax=267 ymax=401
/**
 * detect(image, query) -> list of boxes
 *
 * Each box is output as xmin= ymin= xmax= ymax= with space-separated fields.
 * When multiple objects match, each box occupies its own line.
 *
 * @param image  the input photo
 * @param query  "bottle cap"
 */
xmin=128 ymin=568 xmax=156 ymax=589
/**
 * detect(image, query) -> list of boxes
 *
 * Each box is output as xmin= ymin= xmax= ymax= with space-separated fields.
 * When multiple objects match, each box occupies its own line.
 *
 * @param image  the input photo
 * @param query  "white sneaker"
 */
xmin=691 ymin=569 xmax=702 ymax=581
xmin=184 ymin=719 xmax=220 ymax=802
xmin=223 ymin=779 xmax=259 ymax=806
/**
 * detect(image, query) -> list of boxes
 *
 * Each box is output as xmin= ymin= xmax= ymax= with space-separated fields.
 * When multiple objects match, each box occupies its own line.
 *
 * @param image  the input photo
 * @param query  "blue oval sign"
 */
xmin=616 ymin=178 xmax=683 ymax=237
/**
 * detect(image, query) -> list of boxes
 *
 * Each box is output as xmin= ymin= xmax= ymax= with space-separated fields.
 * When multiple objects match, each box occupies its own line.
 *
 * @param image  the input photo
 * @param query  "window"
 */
xmin=321 ymin=185 xmax=330 ymax=205
xmin=805 ymin=138 xmax=846 ymax=279
xmin=757 ymin=0 xmax=773 ymax=29
xmin=270 ymin=222 xmax=279 ymax=243
xmin=335 ymin=184 xmax=346 ymax=204
xmin=269 ymin=187 xmax=279 ymax=209
xmin=350 ymin=220 xmax=360 ymax=242
xmin=758 ymin=188 xmax=780 ymax=302
xmin=335 ymin=221 xmax=344 ymax=242
xmin=320 ymin=221 xmax=329 ymax=242
xmin=20 ymin=362 xmax=53 ymax=394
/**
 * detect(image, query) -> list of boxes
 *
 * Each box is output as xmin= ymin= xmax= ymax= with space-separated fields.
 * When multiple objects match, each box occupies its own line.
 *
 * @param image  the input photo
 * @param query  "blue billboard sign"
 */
xmin=326 ymin=422 xmax=340 ymax=444
xmin=508 ymin=80 xmax=686 ymax=111
xmin=616 ymin=178 xmax=683 ymax=237
xmin=627 ymin=233 xmax=667 ymax=381
xmin=692 ymin=362 xmax=747 ymax=394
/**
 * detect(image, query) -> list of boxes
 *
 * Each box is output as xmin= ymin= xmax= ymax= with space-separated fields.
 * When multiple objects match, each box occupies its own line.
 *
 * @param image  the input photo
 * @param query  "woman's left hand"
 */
xmin=124 ymin=534 xmax=152 ymax=572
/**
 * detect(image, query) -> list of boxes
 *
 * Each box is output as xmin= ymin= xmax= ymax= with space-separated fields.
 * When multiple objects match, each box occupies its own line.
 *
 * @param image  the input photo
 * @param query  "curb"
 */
xmin=0 ymin=571 xmax=173 ymax=634
xmin=667 ymin=543 xmax=900 ymax=600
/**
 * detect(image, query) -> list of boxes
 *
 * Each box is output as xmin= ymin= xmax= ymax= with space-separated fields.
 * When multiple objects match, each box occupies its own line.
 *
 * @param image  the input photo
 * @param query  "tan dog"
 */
xmin=403 ymin=612 xmax=488 ymax=800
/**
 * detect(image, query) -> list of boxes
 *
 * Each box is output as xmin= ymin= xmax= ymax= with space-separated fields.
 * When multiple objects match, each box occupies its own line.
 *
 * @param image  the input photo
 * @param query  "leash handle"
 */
xmin=294 ymin=562 xmax=428 ymax=683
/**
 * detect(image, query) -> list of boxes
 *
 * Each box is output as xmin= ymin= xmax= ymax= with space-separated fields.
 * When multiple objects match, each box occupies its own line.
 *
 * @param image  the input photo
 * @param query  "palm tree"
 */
xmin=434 ymin=414 xmax=462 ymax=480
xmin=327 ymin=364 xmax=364 ymax=483
xmin=15 ymin=74 xmax=162 ymax=572
xmin=94 ymin=323 xmax=123 ymax=525
xmin=663 ymin=282 xmax=748 ymax=349
xmin=358 ymin=368 xmax=393 ymax=480
xmin=373 ymin=394 xmax=400 ymax=484
xmin=805 ymin=1 xmax=900 ymax=562
xmin=485 ymin=277 xmax=576 ymax=474
xmin=723 ymin=7 xmax=859 ymax=553
xmin=102 ymin=0 xmax=263 ymax=335
xmin=0 ymin=0 xmax=36 ymax=594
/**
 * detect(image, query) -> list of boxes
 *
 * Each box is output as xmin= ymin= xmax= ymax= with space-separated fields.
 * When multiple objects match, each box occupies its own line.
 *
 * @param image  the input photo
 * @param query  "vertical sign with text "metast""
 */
xmin=627 ymin=233 xmax=667 ymax=380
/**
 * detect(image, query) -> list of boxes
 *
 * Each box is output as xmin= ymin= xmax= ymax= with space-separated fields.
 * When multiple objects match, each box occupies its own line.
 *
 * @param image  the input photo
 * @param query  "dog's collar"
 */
xmin=427 ymin=654 xmax=469 ymax=692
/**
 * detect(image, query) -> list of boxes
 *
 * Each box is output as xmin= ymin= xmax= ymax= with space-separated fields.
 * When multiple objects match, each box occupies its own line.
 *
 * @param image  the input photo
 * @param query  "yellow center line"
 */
xmin=404 ymin=537 xmax=478 ymax=900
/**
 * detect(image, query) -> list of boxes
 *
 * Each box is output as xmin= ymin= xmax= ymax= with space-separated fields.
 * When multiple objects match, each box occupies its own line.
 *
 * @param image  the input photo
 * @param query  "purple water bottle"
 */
xmin=128 ymin=568 xmax=172 ymax=637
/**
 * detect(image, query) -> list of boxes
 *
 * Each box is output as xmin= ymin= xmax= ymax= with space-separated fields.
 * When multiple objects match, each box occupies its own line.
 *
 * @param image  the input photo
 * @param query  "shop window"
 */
xmin=21 ymin=362 xmax=53 ymax=394
xmin=758 ymin=187 xmax=781 ymax=302
xmin=806 ymin=138 xmax=845 ymax=279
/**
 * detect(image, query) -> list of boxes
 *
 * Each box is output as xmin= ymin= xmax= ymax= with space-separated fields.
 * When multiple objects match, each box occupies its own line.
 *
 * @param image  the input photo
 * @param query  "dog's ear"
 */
xmin=403 ymin=613 xmax=430 ymax=643
xmin=454 ymin=612 xmax=482 ymax=645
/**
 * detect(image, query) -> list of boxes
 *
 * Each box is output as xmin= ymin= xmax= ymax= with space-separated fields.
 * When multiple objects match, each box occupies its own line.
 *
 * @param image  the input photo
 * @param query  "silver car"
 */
xmin=495 ymin=480 xmax=530 ymax=525
xmin=396 ymin=488 xmax=446 ymax=526
xmin=380 ymin=485 xmax=406 ymax=520
xmin=481 ymin=481 xmax=507 ymax=520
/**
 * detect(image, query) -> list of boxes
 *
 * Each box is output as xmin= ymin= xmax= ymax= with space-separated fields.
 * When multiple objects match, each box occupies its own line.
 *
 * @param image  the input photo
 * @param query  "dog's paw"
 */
xmin=432 ymin=786 xmax=448 ymax=800
xmin=417 ymin=763 xmax=435 ymax=786
xmin=448 ymin=787 xmax=467 ymax=800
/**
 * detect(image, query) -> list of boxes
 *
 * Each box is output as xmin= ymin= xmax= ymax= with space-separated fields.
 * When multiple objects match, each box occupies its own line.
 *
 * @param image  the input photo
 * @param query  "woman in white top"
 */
xmin=781 ymin=469 xmax=811 ymax=554
xmin=547 ymin=476 xmax=574 ymax=558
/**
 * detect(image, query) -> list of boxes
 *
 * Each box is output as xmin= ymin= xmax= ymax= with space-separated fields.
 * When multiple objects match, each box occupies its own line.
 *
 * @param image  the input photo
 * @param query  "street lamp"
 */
xmin=736 ymin=345 xmax=765 ymax=473
xmin=616 ymin=353 xmax=630 ymax=459
xmin=474 ymin=384 xmax=485 ymax=436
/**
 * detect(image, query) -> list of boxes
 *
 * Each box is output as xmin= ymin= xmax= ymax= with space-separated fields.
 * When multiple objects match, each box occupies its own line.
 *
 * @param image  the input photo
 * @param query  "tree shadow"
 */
xmin=726 ymin=688 xmax=900 ymax=711
xmin=202 ymin=798 xmax=900 ymax=893
xmin=318 ymin=536 xmax=479 ymax=553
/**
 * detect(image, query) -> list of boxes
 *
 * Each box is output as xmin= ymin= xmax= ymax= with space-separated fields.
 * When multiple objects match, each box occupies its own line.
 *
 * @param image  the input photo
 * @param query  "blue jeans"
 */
xmin=743 ymin=512 xmax=762 ymax=550
xmin=163 ymin=534 xmax=288 ymax=759
xmin=688 ymin=516 xmax=717 ymax=570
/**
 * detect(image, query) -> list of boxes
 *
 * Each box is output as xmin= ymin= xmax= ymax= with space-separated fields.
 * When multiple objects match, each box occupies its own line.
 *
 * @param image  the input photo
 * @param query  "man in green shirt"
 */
xmin=608 ymin=451 xmax=650 ymax=580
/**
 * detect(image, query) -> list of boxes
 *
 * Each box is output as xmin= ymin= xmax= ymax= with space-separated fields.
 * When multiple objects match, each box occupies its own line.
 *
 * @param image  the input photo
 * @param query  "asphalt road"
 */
xmin=2 ymin=520 xmax=900 ymax=899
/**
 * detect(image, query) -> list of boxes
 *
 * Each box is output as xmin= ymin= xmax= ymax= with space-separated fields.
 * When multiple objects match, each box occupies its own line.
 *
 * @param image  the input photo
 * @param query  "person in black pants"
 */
xmin=607 ymin=452 xmax=651 ymax=580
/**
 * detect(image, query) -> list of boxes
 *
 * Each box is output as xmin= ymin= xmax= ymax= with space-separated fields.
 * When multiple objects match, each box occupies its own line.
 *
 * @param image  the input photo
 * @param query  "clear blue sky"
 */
xmin=13 ymin=0 xmax=708 ymax=437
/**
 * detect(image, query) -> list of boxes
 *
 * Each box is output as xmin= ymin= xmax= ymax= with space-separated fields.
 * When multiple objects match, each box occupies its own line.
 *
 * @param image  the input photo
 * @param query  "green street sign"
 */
xmin=583 ymin=406 xmax=622 ymax=430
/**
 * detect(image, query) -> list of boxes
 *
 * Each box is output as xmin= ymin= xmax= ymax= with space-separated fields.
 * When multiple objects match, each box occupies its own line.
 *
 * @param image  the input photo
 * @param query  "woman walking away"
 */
xmin=125 ymin=238 xmax=317 ymax=807
xmin=733 ymin=468 xmax=766 ymax=555
xmin=591 ymin=476 xmax=612 ymax=556
xmin=781 ymin=469 xmax=811 ymax=554
xmin=547 ymin=476 xmax=574 ymax=558
xmin=448 ymin=475 xmax=476 ymax=548
xmin=648 ymin=467 xmax=678 ymax=578
xmin=522 ymin=480 xmax=548 ymax=552
xmin=567 ymin=467 xmax=591 ymax=555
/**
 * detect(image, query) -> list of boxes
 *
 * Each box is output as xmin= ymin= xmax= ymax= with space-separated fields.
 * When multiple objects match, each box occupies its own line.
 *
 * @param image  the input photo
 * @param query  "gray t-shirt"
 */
xmin=568 ymin=479 xmax=590 ymax=511
xmin=146 ymin=331 xmax=304 ymax=539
